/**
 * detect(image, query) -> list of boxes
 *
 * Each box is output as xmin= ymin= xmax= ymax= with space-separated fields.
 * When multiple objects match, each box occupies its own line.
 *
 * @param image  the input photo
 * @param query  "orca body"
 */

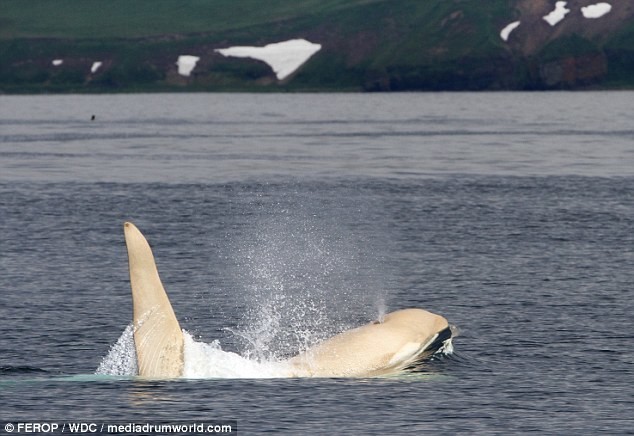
xmin=123 ymin=222 xmax=452 ymax=378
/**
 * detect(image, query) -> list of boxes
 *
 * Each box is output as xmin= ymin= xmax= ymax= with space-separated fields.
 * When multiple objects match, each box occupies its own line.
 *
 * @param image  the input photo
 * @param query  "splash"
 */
xmin=181 ymin=333 xmax=290 ymax=378
xmin=227 ymin=194 xmax=390 ymax=361
xmin=96 ymin=324 xmax=138 ymax=376
xmin=96 ymin=327 xmax=291 ymax=378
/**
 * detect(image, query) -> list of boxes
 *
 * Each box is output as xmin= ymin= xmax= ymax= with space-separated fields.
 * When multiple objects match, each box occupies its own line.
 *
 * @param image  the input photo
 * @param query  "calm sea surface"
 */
xmin=0 ymin=92 xmax=633 ymax=434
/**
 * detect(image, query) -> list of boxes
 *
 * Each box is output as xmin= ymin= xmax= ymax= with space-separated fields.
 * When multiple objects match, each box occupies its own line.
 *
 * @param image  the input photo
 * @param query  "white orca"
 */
xmin=123 ymin=222 xmax=453 ymax=378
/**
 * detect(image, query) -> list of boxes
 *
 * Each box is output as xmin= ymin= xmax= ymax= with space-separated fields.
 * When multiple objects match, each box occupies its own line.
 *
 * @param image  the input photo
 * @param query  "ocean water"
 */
xmin=0 ymin=92 xmax=632 ymax=434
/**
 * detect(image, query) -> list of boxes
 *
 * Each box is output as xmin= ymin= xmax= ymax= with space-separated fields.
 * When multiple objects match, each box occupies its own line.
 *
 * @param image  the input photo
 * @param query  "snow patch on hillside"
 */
xmin=543 ymin=1 xmax=570 ymax=26
xmin=215 ymin=39 xmax=322 ymax=80
xmin=177 ymin=55 xmax=200 ymax=77
xmin=91 ymin=61 xmax=103 ymax=74
xmin=500 ymin=21 xmax=521 ymax=41
xmin=581 ymin=3 xmax=612 ymax=18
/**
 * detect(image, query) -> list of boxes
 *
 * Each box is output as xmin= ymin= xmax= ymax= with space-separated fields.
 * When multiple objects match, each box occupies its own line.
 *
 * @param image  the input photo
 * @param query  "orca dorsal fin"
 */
xmin=124 ymin=222 xmax=183 ymax=378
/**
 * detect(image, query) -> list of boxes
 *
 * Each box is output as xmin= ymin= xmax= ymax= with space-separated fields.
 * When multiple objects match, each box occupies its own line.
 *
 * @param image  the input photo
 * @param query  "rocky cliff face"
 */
xmin=501 ymin=0 xmax=634 ymax=88
xmin=510 ymin=0 xmax=632 ymax=54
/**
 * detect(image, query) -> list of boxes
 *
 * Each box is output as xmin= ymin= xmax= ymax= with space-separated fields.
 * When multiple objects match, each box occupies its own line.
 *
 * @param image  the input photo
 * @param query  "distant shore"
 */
xmin=2 ymin=0 xmax=632 ymax=93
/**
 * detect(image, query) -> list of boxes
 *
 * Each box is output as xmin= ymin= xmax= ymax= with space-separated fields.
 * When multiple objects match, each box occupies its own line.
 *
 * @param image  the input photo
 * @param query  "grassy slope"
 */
xmin=603 ymin=22 xmax=634 ymax=87
xmin=0 ymin=0 xmax=388 ymax=39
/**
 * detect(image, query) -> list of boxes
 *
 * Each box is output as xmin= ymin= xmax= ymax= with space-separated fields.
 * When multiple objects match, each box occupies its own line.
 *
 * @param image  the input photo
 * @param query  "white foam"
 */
xmin=91 ymin=61 xmax=103 ymax=74
xmin=182 ymin=332 xmax=290 ymax=378
xmin=95 ymin=324 xmax=138 ymax=376
xmin=581 ymin=2 xmax=612 ymax=18
xmin=543 ymin=1 xmax=570 ymax=26
xmin=96 ymin=327 xmax=290 ymax=378
xmin=438 ymin=338 xmax=454 ymax=355
xmin=176 ymin=55 xmax=200 ymax=77
xmin=500 ymin=21 xmax=521 ymax=41
xmin=215 ymin=39 xmax=322 ymax=80
xmin=52 ymin=59 xmax=63 ymax=66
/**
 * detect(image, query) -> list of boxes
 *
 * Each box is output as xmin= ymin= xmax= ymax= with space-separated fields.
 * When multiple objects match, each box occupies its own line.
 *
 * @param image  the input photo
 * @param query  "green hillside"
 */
xmin=0 ymin=0 xmax=632 ymax=92
xmin=0 ymin=0 xmax=382 ymax=39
